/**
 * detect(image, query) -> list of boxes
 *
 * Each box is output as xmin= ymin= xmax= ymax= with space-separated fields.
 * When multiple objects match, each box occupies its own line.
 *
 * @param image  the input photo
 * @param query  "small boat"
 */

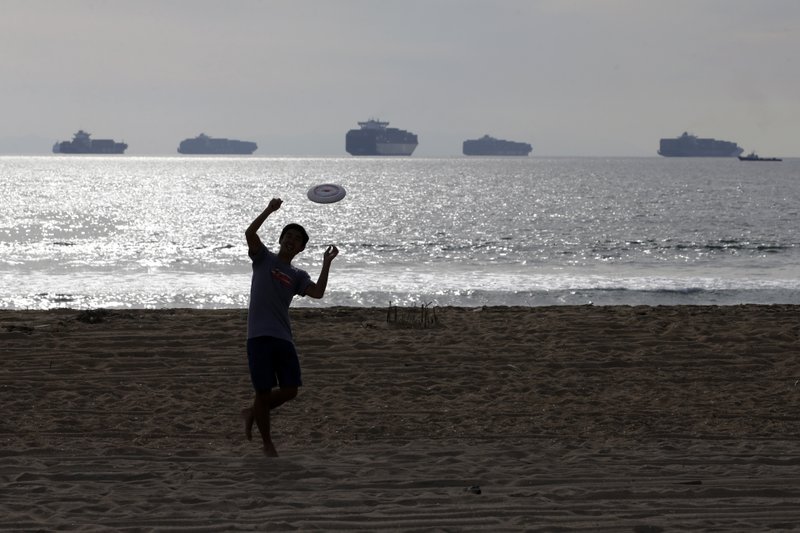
xmin=738 ymin=151 xmax=782 ymax=162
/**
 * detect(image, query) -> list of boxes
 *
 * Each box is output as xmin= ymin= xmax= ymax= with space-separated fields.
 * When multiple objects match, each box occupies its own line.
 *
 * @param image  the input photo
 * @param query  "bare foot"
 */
xmin=263 ymin=441 xmax=279 ymax=457
xmin=241 ymin=407 xmax=254 ymax=441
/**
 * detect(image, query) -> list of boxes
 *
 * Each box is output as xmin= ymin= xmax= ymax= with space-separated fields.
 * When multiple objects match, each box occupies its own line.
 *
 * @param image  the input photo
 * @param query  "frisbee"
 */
xmin=307 ymin=183 xmax=346 ymax=204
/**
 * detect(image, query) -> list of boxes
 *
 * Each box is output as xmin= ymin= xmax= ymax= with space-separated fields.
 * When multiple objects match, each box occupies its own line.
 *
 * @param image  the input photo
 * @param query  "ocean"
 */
xmin=1 ymin=155 xmax=799 ymax=309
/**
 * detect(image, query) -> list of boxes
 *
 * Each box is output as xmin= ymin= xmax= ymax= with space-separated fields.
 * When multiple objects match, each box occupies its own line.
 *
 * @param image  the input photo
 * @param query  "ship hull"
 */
xmin=346 ymin=137 xmax=418 ymax=156
xmin=54 ymin=143 xmax=127 ymax=154
xmin=738 ymin=155 xmax=782 ymax=162
xmin=374 ymin=142 xmax=418 ymax=156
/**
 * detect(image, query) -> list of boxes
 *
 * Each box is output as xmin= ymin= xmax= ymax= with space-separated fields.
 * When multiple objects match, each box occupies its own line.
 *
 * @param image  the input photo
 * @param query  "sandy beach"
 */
xmin=2 ymin=305 xmax=800 ymax=531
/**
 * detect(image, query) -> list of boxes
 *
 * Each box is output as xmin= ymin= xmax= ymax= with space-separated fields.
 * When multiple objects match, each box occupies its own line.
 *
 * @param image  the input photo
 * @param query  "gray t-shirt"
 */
xmin=246 ymin=243 xmax=312 ymax=342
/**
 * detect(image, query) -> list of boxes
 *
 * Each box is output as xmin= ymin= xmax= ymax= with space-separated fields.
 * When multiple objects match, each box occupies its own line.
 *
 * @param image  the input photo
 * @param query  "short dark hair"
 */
xmin=280 ymin=223 xmax=309 ymax=246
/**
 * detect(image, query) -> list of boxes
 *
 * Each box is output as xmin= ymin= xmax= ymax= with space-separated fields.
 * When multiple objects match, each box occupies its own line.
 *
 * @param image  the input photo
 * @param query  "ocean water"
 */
xmin=1 ymin=155 xmax=799 ymax=309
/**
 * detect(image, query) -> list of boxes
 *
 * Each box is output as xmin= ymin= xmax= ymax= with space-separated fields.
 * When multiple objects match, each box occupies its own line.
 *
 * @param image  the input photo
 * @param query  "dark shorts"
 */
xmin=247 ymin=336 xmax=302 ymax=392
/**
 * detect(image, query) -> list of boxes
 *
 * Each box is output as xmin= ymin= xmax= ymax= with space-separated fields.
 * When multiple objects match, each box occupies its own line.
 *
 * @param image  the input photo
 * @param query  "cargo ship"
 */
xmin=463 ymin=134 xmax=532 ymax=156
xmin=658 ymin=132 xmax=743 ymax=157
xmin=52 ymin=130 xmax=127 ymax=154
xmin=345 ymin=119 xmax=418 ymax=156
xmin=177 ymin=133 xmax=257 ymax=155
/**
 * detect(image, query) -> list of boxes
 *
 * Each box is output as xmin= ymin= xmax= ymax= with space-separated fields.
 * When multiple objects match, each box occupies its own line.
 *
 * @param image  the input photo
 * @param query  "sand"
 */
xmin=2 ymin=305 xmax=800 ymax=531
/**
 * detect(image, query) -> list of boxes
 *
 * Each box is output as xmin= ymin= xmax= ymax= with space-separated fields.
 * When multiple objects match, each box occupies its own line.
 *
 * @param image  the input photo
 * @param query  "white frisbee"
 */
xmin=307 ymin=183 xmax=346 ymax=204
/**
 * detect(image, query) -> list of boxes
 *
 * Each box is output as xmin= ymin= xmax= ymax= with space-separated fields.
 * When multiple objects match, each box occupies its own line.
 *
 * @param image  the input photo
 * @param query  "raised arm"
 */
xmin=304 ymin=245 xmax=339 ymax=299
xmin=246 ymin=198 xmax=282 ymax=255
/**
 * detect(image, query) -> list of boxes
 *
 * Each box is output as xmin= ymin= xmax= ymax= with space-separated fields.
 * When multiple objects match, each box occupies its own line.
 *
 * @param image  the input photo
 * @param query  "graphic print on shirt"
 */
xmin=271 ymin=268 xmax=294 ymax=288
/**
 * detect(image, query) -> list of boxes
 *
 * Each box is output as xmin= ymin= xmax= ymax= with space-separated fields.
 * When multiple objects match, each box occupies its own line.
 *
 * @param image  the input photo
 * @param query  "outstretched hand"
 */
xmin=323 ymin=245 xmax=339 ymax=263
xmin=266 ymin=198 xmax=282 ymax=214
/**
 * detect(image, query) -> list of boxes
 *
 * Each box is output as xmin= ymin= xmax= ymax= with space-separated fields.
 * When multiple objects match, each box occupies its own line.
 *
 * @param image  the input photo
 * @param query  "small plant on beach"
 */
xmin=76 ymin=309 xmax=112 ymax=324
xmin=386 ymin=301 xmax=439 ymax=329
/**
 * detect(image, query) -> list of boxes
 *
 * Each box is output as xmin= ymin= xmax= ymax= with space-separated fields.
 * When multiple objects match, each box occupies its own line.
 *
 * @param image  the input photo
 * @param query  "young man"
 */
xmin=241 ymin=197 xmax=338 ymax=457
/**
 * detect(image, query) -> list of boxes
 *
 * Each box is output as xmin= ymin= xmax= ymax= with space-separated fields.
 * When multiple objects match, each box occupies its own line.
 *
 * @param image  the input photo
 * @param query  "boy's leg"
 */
xmin=241 ymin=406 xmax=255 ymax=441
xmin=252 ymin=389 xmax=278 ymax=457
xmin=242 ymin=386 xmax=298 ymax=440
xmin=270 ymin=387 xmax=298 ymax=409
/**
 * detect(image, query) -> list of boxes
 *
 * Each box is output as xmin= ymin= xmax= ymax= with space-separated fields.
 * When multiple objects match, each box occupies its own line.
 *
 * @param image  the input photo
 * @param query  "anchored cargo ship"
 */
xmin=345 ymin=119 xmax=418 ymax=156
xmin=463 ymin=134 xmax=532 ymax=156
xmin=658 ymin=132 xmax=743 ymax=157
xmin=177 ymin=133 xmax=257 ymax=155
xmin=52 ymin=130 xmax=127 ymax=154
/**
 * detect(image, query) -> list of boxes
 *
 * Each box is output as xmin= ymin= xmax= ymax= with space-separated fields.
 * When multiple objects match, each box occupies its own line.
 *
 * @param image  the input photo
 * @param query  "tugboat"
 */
xmin=345 ymin=119 xmax=418 ymax=156
xmin=53 ymin=130 xmax=127 ymax=154
xmin=738 ymin=151 xmax=782 ymax=162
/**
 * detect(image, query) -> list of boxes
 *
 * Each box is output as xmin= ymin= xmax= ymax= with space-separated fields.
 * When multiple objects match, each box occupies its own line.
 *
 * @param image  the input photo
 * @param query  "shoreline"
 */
xmin=3 ymin=305 xmax=800 ymax=530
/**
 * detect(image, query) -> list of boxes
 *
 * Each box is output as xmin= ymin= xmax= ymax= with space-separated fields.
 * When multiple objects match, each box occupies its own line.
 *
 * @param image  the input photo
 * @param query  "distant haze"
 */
xmin=1 ymin=0 xmax=798 ymax=157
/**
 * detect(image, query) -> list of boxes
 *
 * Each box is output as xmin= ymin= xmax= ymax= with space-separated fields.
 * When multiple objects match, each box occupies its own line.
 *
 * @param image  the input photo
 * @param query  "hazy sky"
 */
xmin=2 ymin=0 xmax=798 ymax=156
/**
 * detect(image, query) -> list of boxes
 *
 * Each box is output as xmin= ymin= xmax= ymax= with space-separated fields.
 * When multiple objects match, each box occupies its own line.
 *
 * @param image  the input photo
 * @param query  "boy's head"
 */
xmin=280 ymin=223 xmax=309 ymax=247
